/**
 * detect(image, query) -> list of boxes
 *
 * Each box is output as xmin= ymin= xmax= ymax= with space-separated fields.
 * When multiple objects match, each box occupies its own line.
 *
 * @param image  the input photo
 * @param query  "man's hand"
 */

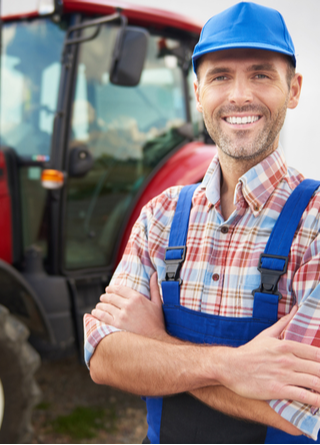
xmin=217 ymin=306 xmax=320 ymax=405
xmin=92 ymin=273 xmax=167 ymax=340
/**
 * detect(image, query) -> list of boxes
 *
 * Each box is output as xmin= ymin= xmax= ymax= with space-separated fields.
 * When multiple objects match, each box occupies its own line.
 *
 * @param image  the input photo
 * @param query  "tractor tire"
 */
xmin=0 ymin=304 xmax=41 ymax=443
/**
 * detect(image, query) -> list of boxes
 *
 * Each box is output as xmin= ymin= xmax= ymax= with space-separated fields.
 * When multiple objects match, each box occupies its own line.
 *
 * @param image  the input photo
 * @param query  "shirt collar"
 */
xmin=201 ymin=155 xmax=221 ymax=207
xmin=201 ymin=146 xmax=288 ymax=216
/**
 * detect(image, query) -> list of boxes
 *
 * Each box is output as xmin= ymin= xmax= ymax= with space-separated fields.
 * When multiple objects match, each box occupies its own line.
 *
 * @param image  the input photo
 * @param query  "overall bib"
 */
xmin=144 ymin=179 xmax=320 ymax=444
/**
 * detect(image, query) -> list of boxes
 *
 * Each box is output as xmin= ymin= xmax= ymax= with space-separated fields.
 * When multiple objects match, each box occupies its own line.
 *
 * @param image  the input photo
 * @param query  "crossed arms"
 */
xmin=87 ymin=274 xmax=320 ymax=437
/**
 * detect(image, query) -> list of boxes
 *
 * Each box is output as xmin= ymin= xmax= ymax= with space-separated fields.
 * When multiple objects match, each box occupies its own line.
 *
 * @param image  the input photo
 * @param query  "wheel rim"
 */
xmin=0 ymin=378 xmax=4 ymax=429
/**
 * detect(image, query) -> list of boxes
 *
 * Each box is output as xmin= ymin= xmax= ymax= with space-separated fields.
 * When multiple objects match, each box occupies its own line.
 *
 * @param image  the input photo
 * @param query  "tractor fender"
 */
xmin=0 ymin=258 xmax=54 ymax=343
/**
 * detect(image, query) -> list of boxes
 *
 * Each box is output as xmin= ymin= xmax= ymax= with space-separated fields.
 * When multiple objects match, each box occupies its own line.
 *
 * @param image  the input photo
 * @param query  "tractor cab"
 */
xmin=0 ymin=2 xmax=215 ymax=441
xmin=1 ymin=2 xmax=203 ymax=270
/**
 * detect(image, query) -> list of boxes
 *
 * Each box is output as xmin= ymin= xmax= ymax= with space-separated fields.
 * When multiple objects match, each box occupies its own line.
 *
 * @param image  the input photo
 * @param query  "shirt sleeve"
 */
xmin=83 ymin=198 xmax=159 ymax=369
xmin=268 ymin=228 xmax=320 ymax=439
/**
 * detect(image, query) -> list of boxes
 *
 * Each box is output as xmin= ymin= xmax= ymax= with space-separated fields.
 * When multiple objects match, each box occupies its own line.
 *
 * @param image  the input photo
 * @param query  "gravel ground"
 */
xmin=31 ymin=355 xmax=148 ymax=444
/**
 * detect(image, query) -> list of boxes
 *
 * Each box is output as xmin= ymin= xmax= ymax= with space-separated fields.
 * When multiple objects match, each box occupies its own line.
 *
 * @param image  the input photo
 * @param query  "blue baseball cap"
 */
xmin=192 ymin=2 xmax=296 ymax=73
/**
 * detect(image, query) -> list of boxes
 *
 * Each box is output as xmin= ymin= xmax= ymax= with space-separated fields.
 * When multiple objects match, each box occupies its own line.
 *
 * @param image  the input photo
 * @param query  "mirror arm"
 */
xmin=64 ymin=11 xmax=123 ymax=47
xmin=110 ymin=14 xmax=129 ymax=68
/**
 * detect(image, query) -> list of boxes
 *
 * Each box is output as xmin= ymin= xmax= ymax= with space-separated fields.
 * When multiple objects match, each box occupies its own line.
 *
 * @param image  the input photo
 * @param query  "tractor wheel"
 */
xmin=0 ymin=304 xmax=41 ymax=443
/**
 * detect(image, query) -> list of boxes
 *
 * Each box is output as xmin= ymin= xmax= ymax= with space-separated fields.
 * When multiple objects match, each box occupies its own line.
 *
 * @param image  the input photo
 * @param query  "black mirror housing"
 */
xmin=110 ymin=26 xmax=149 ymax=87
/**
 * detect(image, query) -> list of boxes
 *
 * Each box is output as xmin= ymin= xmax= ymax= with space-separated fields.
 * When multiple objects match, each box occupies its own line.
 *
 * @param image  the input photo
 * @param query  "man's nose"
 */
xmin=228 ymin=78 xmax=253 ymax=106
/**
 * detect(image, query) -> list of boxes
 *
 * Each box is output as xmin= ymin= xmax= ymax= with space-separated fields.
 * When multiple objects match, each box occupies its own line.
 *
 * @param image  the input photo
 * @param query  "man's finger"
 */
xmin=100 ymin=292 xmax=125 ymax=309
xmin=91 ymin=307 xmax=115 ymax=325
xmin=284 ymin=340 xmax=320 ymax=362
xmin=286 ymin=368 xmax=320 ymax=394
xmin=150 ymin=272 xmax=162 ymax=307
xmin=259 ymin=305 xmax=298 ymax=339
xmin=106 ymin=284 xmax=140 ymax=300
xmin=281 ymin=385 xmax=320 ymax=408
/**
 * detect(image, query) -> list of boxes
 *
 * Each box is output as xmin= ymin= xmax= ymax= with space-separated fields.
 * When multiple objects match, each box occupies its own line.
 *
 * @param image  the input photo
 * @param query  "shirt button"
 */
xmin=212 ymin=273 xmax=220 ymax=281
xmin=254 ymin=204 xmax=259 ymax=211
xmin=221 ymin=226 xmax=229 ymax=234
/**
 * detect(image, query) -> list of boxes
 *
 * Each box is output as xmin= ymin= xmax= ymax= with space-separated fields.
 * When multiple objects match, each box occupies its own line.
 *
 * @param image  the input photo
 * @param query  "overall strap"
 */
xmin=253 ymin=179 xmax=320 ymax=321
xmin=161 ymin=184 xmax=198 ymax=306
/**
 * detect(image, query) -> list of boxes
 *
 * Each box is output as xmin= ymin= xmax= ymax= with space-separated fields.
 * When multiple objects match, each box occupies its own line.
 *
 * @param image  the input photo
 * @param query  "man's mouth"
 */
xmin=224 ymin=116 xmax=261 ymax=125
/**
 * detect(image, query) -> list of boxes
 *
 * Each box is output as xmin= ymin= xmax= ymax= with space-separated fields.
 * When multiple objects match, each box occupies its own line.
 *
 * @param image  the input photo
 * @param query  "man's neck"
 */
xmin=218 ymin=145 xmax=278 ymax=221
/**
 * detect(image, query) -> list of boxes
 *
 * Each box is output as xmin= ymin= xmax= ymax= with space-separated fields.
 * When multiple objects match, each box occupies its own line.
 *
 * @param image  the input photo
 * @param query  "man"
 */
xmin=84 ymin=2 xmax=320 ymax=443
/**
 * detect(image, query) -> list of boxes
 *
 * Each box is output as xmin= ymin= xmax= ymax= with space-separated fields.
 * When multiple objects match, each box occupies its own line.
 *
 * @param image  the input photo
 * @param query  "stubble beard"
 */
xmin=203 ymin=102 xmax=288 ymax=162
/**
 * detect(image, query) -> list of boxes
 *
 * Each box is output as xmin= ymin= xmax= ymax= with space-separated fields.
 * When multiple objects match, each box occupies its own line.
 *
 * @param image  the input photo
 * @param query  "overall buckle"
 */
xmin=163 ymin=246 xmax=186 ymax=284
xmin=252 ymin=253 xmax=288 ymax=300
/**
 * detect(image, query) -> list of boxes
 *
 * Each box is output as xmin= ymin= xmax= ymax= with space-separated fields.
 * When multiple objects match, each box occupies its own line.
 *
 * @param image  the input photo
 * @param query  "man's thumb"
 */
xmin=260 ymin=304 xmax=298 ymax=338
xmin=150 ymin=272 xmax=162 ymax=307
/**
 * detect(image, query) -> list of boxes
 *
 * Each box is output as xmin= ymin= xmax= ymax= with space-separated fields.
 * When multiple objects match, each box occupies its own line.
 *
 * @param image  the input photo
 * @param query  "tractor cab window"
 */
xmin=0 ymin=17 xmax=69 ymax=259
xmin=0 ymin=17 xmax=67 ymax=159
xmin=65 ymin=24 xmax=191 ymax=269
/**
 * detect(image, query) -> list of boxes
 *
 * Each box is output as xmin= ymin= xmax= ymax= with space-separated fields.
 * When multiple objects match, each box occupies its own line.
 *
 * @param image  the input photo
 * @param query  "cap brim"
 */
xmin=192 ymin=42 xmax=296 ymax=71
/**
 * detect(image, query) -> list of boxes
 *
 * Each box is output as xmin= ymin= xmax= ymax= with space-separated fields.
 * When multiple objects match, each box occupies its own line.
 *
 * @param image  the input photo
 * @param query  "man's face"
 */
xmin=194 ymin=49 xmax=302 ymax=162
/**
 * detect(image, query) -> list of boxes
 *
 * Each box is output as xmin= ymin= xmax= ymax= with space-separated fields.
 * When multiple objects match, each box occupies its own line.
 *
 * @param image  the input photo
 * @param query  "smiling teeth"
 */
xmin=226 ymin=116 xmax=260 ymax=124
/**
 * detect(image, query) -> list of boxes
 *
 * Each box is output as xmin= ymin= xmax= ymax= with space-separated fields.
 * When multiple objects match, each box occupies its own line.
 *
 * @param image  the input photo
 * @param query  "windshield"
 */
xmin=71 ymin=28 xmax=189 ymax=163
xmin=0 ymin=17 xmax=68 ymax=159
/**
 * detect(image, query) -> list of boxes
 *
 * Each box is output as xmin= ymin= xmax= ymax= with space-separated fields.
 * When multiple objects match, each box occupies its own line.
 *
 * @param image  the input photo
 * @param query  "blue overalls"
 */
xmin=144 ymin=179 xmax=320 ymax=444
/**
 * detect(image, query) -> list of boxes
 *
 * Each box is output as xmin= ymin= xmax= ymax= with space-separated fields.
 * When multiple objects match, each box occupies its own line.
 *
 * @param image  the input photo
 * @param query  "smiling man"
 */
xmin=85 ymin=3 xmax=320 ymax=443
xmin=193 ymin=46 xmax=302 ymax=222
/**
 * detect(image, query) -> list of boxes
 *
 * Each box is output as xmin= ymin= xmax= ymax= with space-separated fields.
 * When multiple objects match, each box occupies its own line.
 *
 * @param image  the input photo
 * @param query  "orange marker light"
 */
xmin=41 ymin=169 xmax=65 ymax=189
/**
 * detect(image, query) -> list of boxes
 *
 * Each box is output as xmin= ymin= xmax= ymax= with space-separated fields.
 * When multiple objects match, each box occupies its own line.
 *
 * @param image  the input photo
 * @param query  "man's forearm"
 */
xmin=90 ymin=330 xmax=221 ymax=395
xmin=90 ymin=322 xmax=320 ymax=407
xmin=90 ymin=330 xmax=301 ymax=435
xmin=157 ymin=332 xmax=301 ymax=436
xmin=191 ymin=386 xmax=301 ymax=436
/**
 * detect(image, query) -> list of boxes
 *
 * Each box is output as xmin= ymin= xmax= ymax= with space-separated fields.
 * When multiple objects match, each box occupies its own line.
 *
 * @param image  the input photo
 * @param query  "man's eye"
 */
xmin=214 ymin=76 xmax=227 ymax=81
xmin=255 ymin=74 xmax=268 ymax=79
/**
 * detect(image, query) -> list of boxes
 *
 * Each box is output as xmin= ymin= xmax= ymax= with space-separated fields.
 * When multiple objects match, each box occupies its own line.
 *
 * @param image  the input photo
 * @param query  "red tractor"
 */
xmin=0 ymin=0 xmax=215 ymax=442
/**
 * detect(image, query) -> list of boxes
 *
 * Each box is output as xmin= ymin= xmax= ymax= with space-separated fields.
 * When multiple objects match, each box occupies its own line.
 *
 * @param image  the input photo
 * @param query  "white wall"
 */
xmin=132 ymin=0 xmax=320 ymax=179
xmin=1 ymin=0 xmax=39 ymax=16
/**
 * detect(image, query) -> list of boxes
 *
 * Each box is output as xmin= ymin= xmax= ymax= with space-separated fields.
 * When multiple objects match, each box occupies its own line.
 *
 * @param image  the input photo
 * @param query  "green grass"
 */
xmin=50 ymin=406 xmax=117 ymax=441
xmin=36 ymin=401 xmax=51 ymax=410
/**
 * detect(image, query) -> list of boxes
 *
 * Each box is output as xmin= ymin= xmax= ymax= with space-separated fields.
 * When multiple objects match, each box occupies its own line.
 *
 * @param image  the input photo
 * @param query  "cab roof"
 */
xmin=2 ymin=0 xmax=202 ymax=35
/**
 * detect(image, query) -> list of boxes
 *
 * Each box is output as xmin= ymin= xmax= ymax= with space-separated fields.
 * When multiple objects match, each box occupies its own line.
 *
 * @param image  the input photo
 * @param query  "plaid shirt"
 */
xmin=84 ymin=146 xmax=320 ymax=439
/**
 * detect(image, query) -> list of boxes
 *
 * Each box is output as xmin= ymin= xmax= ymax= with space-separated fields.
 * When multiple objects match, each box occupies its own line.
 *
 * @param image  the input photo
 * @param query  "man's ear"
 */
xmin=194 ymin=80 xmax=203 ymax=113
xmin=288 ymin=73 xmax=303 ymax=109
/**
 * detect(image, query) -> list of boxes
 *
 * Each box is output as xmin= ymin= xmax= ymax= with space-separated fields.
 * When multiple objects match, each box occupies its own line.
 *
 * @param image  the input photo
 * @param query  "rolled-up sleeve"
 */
xmin=83 ymin=188 xmax=179 ymax=368
xmin=84 ymin=314 xmax=122 ymax=367
xmin=83 ymin=212 xmax=154 ymax=368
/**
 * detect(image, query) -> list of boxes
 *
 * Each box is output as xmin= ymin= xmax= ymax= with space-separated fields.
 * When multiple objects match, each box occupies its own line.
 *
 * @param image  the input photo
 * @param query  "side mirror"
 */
xmin=110 ymin=26 xmax=149 ymax=87
xmin=68 ymin=146 xmax=93 ymax=177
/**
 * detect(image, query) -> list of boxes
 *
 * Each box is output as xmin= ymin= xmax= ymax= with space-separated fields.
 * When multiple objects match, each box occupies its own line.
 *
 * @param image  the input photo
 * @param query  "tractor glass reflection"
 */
xmin=65 ymin=26 xmax=190 ymax=269
xmin=0 ymin=17 xmax=67 ymax=160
